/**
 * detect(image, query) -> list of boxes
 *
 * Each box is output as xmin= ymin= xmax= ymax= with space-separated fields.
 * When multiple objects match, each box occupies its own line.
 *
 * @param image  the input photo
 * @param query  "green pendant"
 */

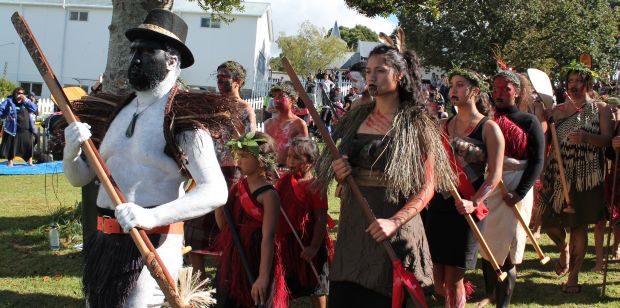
xmin=125 ymin=113 xmax=139 ymax=138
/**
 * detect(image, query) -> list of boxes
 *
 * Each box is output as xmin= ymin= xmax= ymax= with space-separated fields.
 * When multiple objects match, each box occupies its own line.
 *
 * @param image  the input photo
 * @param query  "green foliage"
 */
xmin=399 ymin=0 xmax=619 ymax=79
xmin=344 ymin=0 xmax=438 ymax=18
xmin=0 ymin=78 xmax=17 ymax=100
xmin=188 ymin=0 xmax=244 ymax=22
xmin=36 ymin=202 xmax=83 ymax=249
xmin=328 ymin=25 xmax=379 ymax=49
xmin=276 ymin=21 xmax=349 ymax=77
xmin=269 ymin=56 xmax=284 ymax=72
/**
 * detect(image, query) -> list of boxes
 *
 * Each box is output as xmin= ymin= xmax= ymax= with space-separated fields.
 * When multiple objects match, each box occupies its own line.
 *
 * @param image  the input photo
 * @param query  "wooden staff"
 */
xmin=448 ymin=186 xmax=508 ymax=282
xmin=601 ymin=150 xmax=619 ymax=298
xmin=10 ymin=12 xmax=183 ymax=307
xmin=497 ymin=181 xmax=550 ymax=265
xmin=283 ymin=57 xmax=426 ymax=308
xmin=220 ymin=203 xmax=264 ymax=308
xmin=549 ymin=120 xmax=575 ymax=213
xmin=271 ymin=168 xmax=322 ymax=283
xmin=526 ymin=68 xmax=574 ymax=213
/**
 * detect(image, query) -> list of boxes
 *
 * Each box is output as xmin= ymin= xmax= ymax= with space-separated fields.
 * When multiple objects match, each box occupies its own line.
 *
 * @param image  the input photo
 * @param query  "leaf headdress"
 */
xmin=561 ymin=59 xmax=599 ymax=80
xmin=227 ymin=131 xmax=276 ymax=172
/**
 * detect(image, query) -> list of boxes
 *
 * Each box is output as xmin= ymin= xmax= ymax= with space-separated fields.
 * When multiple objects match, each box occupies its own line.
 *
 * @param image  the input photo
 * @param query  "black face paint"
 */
xmin=217 ymin=78 xmax=233 ymax=94
xmin=368 ymin=85 xmax=378 ymax=96
xmin=128 ymin=39 xmax=169 ymax=91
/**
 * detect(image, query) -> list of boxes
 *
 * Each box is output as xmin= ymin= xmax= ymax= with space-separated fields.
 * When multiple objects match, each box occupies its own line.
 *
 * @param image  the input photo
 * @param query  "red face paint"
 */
xmin=492 ymin=77 xmax=517 ymax=108
xmin=272 ymin=91 xmax=291 ymax=111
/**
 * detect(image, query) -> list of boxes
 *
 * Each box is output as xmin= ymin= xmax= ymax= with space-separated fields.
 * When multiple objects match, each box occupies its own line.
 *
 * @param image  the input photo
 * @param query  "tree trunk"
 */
xmin=101 ymin=0 xmax=173 ymax=95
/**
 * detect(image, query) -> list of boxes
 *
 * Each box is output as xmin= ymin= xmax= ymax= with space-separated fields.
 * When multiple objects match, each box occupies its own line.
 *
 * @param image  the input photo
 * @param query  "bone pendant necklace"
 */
xmin=126 ymin=98 xmax=158 ymax=138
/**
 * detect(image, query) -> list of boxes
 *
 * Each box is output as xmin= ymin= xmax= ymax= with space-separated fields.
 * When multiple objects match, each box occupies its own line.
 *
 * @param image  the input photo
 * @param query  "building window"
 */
xmin=201 ymin=16 xmax=220 ymax=28
xmin=257 ymin=51 xmax=266 ymax=77
xmin=69 ymin=11 xmax=88 ymax=21
xmin=20 ymin=82 xmax=43 ymax=96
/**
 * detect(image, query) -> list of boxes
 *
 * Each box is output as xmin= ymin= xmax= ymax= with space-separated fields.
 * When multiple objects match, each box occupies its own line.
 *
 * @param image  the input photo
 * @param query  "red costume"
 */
xmin=275 ymin=174 xmax=334 ymax=297
xmin=214 ymin=178 xmax=288 ymax=307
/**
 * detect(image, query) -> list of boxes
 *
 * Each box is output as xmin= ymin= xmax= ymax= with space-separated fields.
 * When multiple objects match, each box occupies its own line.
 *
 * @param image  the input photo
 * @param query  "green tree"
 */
xmin=344 ymin=0 xmax=438 ymax=18
xmin=328 ymin=25 xmax=379 ymax=49
xmin=276 ymin=21 xmax=349 ymax=78
xmin=0 ymin=79 xmax=17 ymax=100
xmin=269 ymin=56 xmax=284 ymax=72
xmin=398 ymin=0 xmax=619 ymax=79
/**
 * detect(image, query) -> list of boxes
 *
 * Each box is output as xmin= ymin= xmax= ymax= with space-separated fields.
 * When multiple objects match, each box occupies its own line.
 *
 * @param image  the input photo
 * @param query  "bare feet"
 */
xmin=611 ymin=245 xmax=620 ymax=261
xmin=592 ymin=262 xmax=604 ymax=273
xmin=7 ymin=160 xmax=13 ymax=167
xmin=555 ymin=251 xmax=569 ymax=276
xmin=27 ymin=158 xmax=33 ymax=166
xmin=475 ymin=297 xmax=493 ymax=308
xmin=533 ymin=230 xmax=541 ymax=240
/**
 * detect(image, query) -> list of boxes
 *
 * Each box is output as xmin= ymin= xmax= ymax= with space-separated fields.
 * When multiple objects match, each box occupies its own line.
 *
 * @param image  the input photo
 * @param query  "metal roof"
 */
xmin=0 ymin=0 xmax=270 ymax=16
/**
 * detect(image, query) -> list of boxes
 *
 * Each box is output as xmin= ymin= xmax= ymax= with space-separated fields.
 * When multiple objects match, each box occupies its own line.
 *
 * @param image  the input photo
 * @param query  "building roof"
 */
xmin=357 ymin=40 xmax=382 ymax=58
xmin=0 ymin=0 xmax=271 ymax=16
xmin=0 ymin=0 xmax=111 ymax=8
xmin=330 ymin=21 xmax=341 ymax=40
xmin=174 ymin=1 xmax=270 ymax=17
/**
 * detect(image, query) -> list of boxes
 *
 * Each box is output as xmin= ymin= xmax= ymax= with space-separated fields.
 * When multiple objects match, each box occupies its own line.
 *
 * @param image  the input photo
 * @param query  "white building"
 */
xmin=0 ymin=0 xmax=273 ymax=98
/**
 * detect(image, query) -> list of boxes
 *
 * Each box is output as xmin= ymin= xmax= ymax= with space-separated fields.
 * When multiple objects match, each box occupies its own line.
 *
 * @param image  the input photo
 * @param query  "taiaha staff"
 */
xmin=447 ymin=186 xmax=508 ymax=282
xmin=220 ymin=203 xmax=265 ymax=308
xmin=527 ymin=68 xmax=574 ymax=214
xmin=10 ymin=12 xmax=184 ymax=308
xmin=282 ymin=57 xmax=427 ymax=308
xmin=271 ymin=168 xmax=322 ymax=283
xmin=548 ymin=118 xmax=575 ymax=213
xmin=497 ymin=181 xmax=550 ymax=265
xmin=601 ymin=150 xmax=619 ymax=298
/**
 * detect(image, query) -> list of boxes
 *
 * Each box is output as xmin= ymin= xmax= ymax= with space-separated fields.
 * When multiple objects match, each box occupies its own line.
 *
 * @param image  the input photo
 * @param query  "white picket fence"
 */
xmin=31 ymin=78 xmax=353 ymax=125
xmin=36 ymin=98 xmax=55 ymax=121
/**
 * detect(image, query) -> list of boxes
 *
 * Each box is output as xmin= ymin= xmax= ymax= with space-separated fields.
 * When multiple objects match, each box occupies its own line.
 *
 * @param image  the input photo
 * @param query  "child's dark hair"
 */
xmin=288 ymin=137 xmax=319 ymax=164
xmin=252 ymin=132 xmax=277 ymax=182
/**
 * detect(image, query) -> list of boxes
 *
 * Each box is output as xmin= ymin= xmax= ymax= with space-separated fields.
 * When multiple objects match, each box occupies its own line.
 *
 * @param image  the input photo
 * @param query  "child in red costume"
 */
xmin=276 ymin=137 xmax=333 ymax=308
xmin=213 ymin=131 xmax=288 ymax=308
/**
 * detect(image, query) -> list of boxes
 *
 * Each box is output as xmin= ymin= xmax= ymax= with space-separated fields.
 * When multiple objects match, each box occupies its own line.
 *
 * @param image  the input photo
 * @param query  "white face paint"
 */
xmin=349 ymin=71 xmax=366 ymax=92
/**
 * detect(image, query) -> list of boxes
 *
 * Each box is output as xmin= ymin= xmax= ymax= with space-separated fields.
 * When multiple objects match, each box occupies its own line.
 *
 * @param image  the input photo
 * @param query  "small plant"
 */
xmin=37 ymin=201 xmax=83 ymax=250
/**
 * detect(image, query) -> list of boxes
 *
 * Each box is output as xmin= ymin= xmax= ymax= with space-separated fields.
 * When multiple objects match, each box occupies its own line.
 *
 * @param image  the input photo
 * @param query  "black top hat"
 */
xmin=125 ymin=9 xmax=194 ymax=68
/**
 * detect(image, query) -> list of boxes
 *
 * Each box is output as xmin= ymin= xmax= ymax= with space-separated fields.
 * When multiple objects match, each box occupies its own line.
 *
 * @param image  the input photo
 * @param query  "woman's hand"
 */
xmin=455 ymin=198 xmax=477 ymax=215
xmin=567 ymin=131 xmax=588 ymax=145
xmin=366 ymin=218 xmax=399 ymax=242
xmin=251 ymin=275 xmax=270 ymax=306
xmin=300 ymin=245 xmax=319 ymax=262
xmin=331 ymin=155 xmax=351 ymax=184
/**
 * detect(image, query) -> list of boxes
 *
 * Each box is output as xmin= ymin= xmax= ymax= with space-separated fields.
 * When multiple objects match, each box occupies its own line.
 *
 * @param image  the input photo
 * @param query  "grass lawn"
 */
xmin=1 ymin=169 xmax=619 ymax=307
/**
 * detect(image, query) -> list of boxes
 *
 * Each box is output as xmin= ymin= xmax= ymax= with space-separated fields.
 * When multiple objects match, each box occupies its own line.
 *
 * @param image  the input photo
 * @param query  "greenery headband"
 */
xmin=561 ymin=60 xmax=599 ymax=80
xmin=493 ymin=70 xmax=521 ymax=87
xmin=227 ymin=131 xmax=276 ymax=169
xmin=269 ymin=83 xmax=297 ymax=98
xmin=448 ymin=67 xmax=489 ymax=93
xmin=218 ymin=61 xmax=246 ymax=82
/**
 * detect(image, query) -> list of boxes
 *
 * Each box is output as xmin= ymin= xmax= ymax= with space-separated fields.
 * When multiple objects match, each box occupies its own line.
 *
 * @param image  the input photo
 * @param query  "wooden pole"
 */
xmin=448 ymin=185 xmax=508 ymax=281
xmin=282 ymin=57 xmax=426 ymax=308
xmin=11 ymin=12 xmax=183 ymax=308
xmin=549 ymin=121 xmax=575 ymax=213
xmin=601 ymin=150 xmax=619 ymax=298
xmin=497 ymin=181 xmax=550 ymax=265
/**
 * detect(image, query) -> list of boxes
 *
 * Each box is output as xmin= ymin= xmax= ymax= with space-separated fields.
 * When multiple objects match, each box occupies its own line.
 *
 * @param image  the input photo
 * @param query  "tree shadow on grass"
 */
xmin=0 ymin=215 xmax=83 ymax=279
xmin=0 ymin=290 xmax=82 ymax=307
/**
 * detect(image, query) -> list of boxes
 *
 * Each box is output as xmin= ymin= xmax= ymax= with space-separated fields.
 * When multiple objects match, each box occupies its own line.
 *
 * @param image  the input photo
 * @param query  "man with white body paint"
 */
xmin=347 ymin=61 xmax=372 ymax=108
xmin=62 ymin=10 xmax=231 ymax=307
